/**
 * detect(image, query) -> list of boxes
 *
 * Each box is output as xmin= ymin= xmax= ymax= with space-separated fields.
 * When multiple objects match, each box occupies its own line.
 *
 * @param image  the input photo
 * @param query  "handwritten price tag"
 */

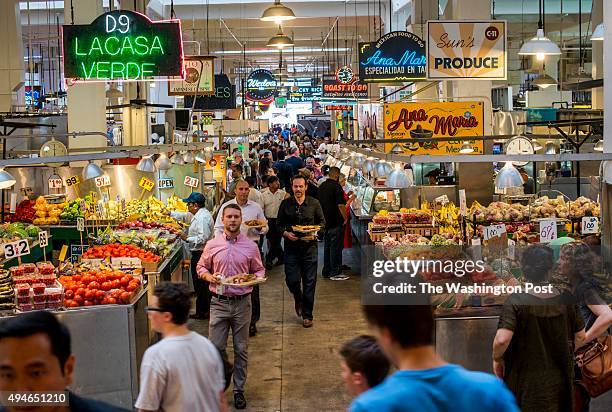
xmin=539 ymin=219 xmax=557 ymax=243
xmin=483 ymin=224 xmax=506 ymax=240
xmin=94 ymin=175 xmax=111 ymax=188
xmin=76 ymin=217 xmax=85 ymax=232
xmin=459 ymin=189 xmax=467 ymax=216
xmin=48 ymin=178 xmax=63 ymax=189
xmin=65 ymin=175 xmax=81 ymax=187
xmin=581 ymin=217 xmax=599 ymax=234
xmin=184 ymin=176 xmax=200 ymax=188
xmin=139 ymin=177 xmax=154 ymax=191
xmin=3 ymin=239 xmax=30 ymax=259
xmin=507 ymin=239 xmax=516 ymax=259
xmin=38 ymin=231 xmax=49 ymax=248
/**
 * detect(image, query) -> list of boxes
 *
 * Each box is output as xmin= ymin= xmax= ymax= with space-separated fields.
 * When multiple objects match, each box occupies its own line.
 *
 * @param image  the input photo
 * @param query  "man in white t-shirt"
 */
xmin=135 ymin=282 xmax=227 ymax=412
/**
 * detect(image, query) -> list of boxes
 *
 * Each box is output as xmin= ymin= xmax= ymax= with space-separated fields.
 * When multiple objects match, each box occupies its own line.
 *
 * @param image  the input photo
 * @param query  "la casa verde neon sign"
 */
xmin=62 ymin=10 xmax=183 ymax=81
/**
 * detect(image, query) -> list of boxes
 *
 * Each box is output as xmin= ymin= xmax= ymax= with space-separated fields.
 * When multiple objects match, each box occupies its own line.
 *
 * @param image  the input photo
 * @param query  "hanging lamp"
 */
xmin=267 ymin=26 xmax=294 ymax=49
xmin=518 ymin=0 xmax=560 ymax=59
xmin=533 ymin=72 xmax=558 ymax=89
xmin=260 ymin=0 xmax=296 ymax=23
xmin=0 ymin=169 xmax=17 ymax=189
xmin=594 ymin=140 xmax=604 ymax=152
xmin=591 ymin=23 xmax=604 ymax=41
xmin=136 ymin=155 xmax=156 ymax=173
xmin=154 ymin=153 xmax=172 ymax=171
xmin=459 ymin=141 xmax=475 ymax=154
xmin=495 ymin=162 xmax=524 ymax=190
xmin=82 ymin=161 xmax=104 ymax=180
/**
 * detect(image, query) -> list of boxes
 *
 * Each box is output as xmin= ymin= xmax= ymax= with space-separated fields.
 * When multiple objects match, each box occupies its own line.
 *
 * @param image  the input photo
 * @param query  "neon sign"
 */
xmin=359 ymin=31 xmax=426 ymax=83
xmin=62 ymin=10 xmax=183 ymax=81
xmin=246 ymin=69 xmax=277 ymax=102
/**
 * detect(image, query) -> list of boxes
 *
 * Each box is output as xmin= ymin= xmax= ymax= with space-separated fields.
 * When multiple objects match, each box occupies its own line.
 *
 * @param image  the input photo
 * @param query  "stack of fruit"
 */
xmin=81 ymin=243 xmax=161 ymax=263
xmin=32 ymin=196 xmax=65 ymax=225
xmin=59 ymin=268 xmax=142 ymax=308
xmin=59 ymin=198 xmax=87 ymax=222
xmin=12 ymin=262 xmax=61 ymax=311
xmin=167 ymin=195 xmax=188 ymax=212
xmin=14 ymin=199 xmax=36 ymax=223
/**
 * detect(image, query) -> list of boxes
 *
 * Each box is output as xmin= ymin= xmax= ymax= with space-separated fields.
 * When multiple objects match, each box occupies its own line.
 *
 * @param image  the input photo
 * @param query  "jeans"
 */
xmin=284 ymin=244 xmax=318 ymax=320
xmin=190 ymin=250 xmax=210 ymax=316
xmin=266 ymin=218 xmax=283 ymax=263
xmin=322 ymin=225 xmax=343 ymax=278
xmin=208 ymin=295 xmax=252 ymax=393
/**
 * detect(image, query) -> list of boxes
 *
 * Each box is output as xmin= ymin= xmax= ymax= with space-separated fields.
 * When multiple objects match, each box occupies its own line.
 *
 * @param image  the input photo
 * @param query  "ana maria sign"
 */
xmin=246 ymin=69 xmax=277 ymax=102
xmin=359 ymin=31 xmax=426 ymax=83
xmin=62 ymin=10 xmax=183 ymax=81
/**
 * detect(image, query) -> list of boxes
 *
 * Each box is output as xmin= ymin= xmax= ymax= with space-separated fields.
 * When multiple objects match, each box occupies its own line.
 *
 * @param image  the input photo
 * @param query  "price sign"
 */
xmin=158 ymin=177 xmax=175 ymax=189
xmin=184 ymin=176 xmax=200 ymax=188
xmin=507 ymin=239 xmax=516 ymax=259
xmin=38 ymin=231 xmax=49 ymax=248
xmin=79 ymin=200 xmax=86 ymax=212
xmin=48 ymin=178 xmax=63 ymax=189
xmin=69 ymin=244 xmax=88 ymax=262
xmin=3 ymin=239 xmax=30 ymax=259
xmin=581 ymin=217 xmax=599 ymax=234
xmin=483 ymin=224 xmax=506 ymax=240
xmin=76 ymin=217 xmax=85 ymax=232
xmin=65 ymin=175 xmax=81 ymax=187
xmin=96 ymin=203 xmax=104 ymax=216
xmin=94 ymin=175 xmax=111 ymax=188
xmin=539 ymin=219 xmax=557 ymax=243
xmin=458 ymin=189 xmax=467 ymax=216
xmin=139 ymin=177 xmax=155 ymax=191
xmin=434 ymin=194 xmax=450 ymax=204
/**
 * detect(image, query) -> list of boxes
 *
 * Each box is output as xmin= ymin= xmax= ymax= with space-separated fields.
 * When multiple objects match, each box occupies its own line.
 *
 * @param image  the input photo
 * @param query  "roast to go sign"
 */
xmin=184 ymin=176 xmax=200 ymax=188
xmin=427 ymin=20 xmax=507 ymax=80
xmin=3 ymin=239 xmax=30 ymax=259
xmin=62 ymin=10 xmax=183 ymax=80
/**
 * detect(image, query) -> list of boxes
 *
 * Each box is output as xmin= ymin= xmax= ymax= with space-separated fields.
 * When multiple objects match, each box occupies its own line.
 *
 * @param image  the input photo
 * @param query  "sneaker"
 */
xmin=234 ymin=392 xmax=247 ymax=409
xmin=341 ymin=264 xmax=352 ymax=271
xmin=249 ymin=324 xmax=257 ymax=337
xmin=303 ymin=319 xmax=313 ymax=328
xmin=330 ymin=274 xmax=350 ymax=281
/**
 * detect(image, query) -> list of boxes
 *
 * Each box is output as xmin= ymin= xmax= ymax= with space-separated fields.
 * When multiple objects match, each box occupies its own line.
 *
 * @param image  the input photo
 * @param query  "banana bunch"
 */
xmin=439 ymin=225 xmax=460 ymax=235
xmin=435 ymin=202 xmax=460 ymax=226
xmin=167 ymin=195 xmax=188 ymax=213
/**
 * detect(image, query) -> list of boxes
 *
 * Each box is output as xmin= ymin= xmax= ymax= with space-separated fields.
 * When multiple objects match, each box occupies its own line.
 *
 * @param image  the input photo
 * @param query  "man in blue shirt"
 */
xmin=350 ymin=304 xmax=519 ymax=412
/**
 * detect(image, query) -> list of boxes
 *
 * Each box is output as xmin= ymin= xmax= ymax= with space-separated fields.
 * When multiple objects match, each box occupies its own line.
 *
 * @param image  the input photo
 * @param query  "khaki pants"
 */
xmin=208 ymin=295 xmax=252 ymax=393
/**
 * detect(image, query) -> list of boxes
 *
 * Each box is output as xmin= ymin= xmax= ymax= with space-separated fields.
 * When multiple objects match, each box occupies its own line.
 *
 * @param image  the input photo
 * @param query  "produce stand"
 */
xmin=0 ymin=286 xmax=148 ymax=409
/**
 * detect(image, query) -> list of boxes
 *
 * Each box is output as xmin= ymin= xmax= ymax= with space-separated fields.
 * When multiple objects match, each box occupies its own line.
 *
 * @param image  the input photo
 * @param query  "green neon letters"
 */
xmin=75 ymin=35 xmax=164 ymax=57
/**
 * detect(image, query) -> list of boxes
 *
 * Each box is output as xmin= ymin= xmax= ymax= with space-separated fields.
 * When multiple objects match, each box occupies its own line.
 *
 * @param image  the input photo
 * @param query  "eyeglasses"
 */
xmin=145 ymin=306 xmax=168 ymax=313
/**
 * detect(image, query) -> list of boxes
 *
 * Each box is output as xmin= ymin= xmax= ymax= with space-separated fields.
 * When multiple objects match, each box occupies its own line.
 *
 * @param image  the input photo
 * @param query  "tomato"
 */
xmin=112 ymin=279 xmax=121 ymax=289
xmin=89 ymin=281 xmax=100 ymax=290
xmin=107 ymin=297 xmax=117 ymax=305
xmin=120 ymin=276 xmax=130 ymax=287
xmin=95 ymin=290 xmax=106 ymax=300
xmin=75 ymin=288 xmax=86 ymax=297
xmin=100 ymin=281 xmax=111 ymax=291
xmin=84 ymin=290 xmax=95 ymax=300
xmin=72 ymin=275 xmax=81 ymax=282
xmin=83 ymin=300 xmax=93 ymax=306
xmin=101 ymin=297 xmax=109 ymax=305
xmin=120 ymin=291 xmax=132 ymax=304
xmin=64 ymin=290 xmax=74 ymax=299
xmin=133 ymin=277 xmax=141 ymax=286
xmin=126 ymin=284 xmax=137 ymax=292
xmin=74 ymin=295 xmax=84 ymax=305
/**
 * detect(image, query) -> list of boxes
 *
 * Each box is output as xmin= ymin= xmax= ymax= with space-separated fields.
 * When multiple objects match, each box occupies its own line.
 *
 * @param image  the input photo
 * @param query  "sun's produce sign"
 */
xmin=359 ymin=31 xmax=426 ymax=83
xmin=62 ymin=10 xmax=183 ymax=81
xmin=383 ymin=101 xmax=484 ymax=155
xmin=427 ymin=20 xmax=506 ymax=80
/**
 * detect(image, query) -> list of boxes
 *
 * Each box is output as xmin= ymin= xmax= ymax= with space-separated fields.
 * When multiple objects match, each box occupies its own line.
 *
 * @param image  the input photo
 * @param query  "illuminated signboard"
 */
xmin=184 ymin=74 xmax=236 ymax=109
xmin=359 ymin=31 xmax=426 ymax=83
xmin=62 ymin=10 xmax=183 ymax=81
xmin=288 ymin=86 xmax=321 ymax=102
xmin=321 ymin=75 xmax=368 ymax=99
xmin=427 ymin=20 xmax=507 ymax=80
xmin=325 ymin=105 xmax=353 ymax=111
xmin=246 ymin=69 xmax=277 ymax=102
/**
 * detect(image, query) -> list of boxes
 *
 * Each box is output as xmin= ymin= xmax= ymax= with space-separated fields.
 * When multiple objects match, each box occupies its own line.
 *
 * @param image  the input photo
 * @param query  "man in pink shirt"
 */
xmin=197 ymin=203 xmax=265 ymax=410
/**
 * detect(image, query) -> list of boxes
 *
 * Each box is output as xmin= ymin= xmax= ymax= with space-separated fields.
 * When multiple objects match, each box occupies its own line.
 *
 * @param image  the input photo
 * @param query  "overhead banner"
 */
xmin=168 ymin=56 xmax=215 ymax=95
xmin=359 ymin=31 xmax=427 ymax=83
xmin=288 ymin=86 xmax=322 ymax=103
xmin=383 ymin=101 xmax=484 ymax=155
xmin=246 ymin=69 xmax=277 ymax=102
xmin=322 ymin=74 xmax=368 ymax=99
xmin=426 ymin=20 xmax=507 ymax=80
xmin=183 ymin=74 xmax=236 ymax=110
xmin=62 ymin=10 xmax=183 ymax=81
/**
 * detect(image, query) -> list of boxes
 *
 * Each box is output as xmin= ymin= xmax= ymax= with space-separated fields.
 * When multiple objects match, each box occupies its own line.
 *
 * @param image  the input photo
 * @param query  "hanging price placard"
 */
xmin=65 ymin=175 xmax=81 ymax=187
xmin=581 ymin=217 xmax=599 ymax=234
xmin=458 ymin=189 xmax=467 ymax=216
xmin=139 ymin=177 xmax=155 ymax=191
xmin=184 ymin=176 xmax=200 ymax=188
xmin=76 ymin=217 xmax=85 ymax=232
xmin=539 ymin=219 xmax=557 ymax=243
xmin=48 ymin=178 xmax=63 ymax=189
xmin=3 ymin=239 xmax=31 ymax=259
xmin=94 ymin=175 xmax=111 ymax=188
xmin=483 ymin=224 xmax=506 ymax=240
xmin=38 ymin=231 xmax=49 ymax=248
xmin=158 ymin=177 xmax=175 ymax=189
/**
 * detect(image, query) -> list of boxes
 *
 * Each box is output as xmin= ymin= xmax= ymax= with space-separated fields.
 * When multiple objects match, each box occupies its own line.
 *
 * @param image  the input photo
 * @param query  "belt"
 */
xmin=211 ymin=292 xmax=251 ymax=301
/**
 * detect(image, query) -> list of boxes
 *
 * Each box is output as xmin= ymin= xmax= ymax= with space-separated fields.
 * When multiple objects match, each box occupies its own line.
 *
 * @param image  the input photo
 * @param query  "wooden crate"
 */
xmin=403 ymin=224 xmax=439 ymax=237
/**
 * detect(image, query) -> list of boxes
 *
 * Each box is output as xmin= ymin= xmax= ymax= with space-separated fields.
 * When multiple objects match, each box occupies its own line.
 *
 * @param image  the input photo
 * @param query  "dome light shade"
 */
xmin=591 ymin=23 xmax=604 ymax=41
xmin=155 ymin=153 xmax=172 ymax=171
xmin=0 ymin=169 xmax=16 ymax=189
xmin=544 ymin=141 xmax=559 ymax=155
xmin=374 ymin=161 xmax=392 ymax=177
xmin=459 ymin=141 xmax=474 ymax=154
xmin=183 ymin=151 xmax=195 ymax=164
xmin=594 ymin=140 xmax=604 ymax=152
xmin=267 ymin=26 xmax=294 ymax=49
xmin=82 ymin=161 xmax=104 ymax=180
xmin=136 ymin=155 xmax=156 ymax=173
xmin=260 ymin=0 xmax=296 ymax=23
xmin=390 ymin=144 xmax=404 ymax=154
xmin=518 ymin=28 xmax=561 ymax=56
xmin=170 ymin=153 xmax=185 ymax=165
xmin=533 ymin=73 xmax=557 ymax=89
xmin=533 ymin=140 xmax=543 ymax=151
xmin=495 ymin=162 xmax=524 ymax=190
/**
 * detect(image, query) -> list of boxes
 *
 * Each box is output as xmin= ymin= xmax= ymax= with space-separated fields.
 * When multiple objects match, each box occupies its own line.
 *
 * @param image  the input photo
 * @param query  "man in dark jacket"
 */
xmin=273 ymin=150 xmax=292 ymax=191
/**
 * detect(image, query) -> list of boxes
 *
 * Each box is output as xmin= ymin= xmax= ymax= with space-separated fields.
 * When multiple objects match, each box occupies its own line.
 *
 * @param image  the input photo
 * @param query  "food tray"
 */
xmin=292 ymin=225 xmax=321 ymax=233
xmin=243 ymin=220 xmax=267 ymax=229
xmin=220 ymin=275 xmax=267 ymax=287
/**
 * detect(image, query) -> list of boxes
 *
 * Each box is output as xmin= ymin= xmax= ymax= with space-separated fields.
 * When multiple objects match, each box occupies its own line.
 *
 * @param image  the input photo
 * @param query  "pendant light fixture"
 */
xmin=390 ymin=144 xmax=404 ymax=154
xmin=267 ymin=25 xmax=294 ymax=49
xmin=154 ymin=153 xmax=172 ymax=171
xmin=261 ymin=0 xmax=296 ymax=23
xmin=387 ymin=163 xmax=411 ymax=188
xmin=533 ymin=140 xmax=543 ymax=151
xmin=182 ymin=151 xmax=195 ymax=164
xmin=0 ymin=169 xmax=17 ymax=189
xmin=170 ymin=153 xmax=185 ymax=165
xmin=544 ymin=141 xmax=559 ymax=155
xmin=459 ymin=141 xmax=475 ymax=154
xmin=594 ymin=140 xmax=604 ymax=152
xmin=495 ymin=162 xmax=524 ymax=190
xmin=136 ymin=155 xmax=157 ymax=173
xmin=82 ymin=161 xmax=104 ymax=180
xmin=533 ymin=72 xmax=558 ymax=89
xmin=591 ymin=23 xmax=604 ymax=41
xmin=518 ymin=0 xmax=560 ymax=59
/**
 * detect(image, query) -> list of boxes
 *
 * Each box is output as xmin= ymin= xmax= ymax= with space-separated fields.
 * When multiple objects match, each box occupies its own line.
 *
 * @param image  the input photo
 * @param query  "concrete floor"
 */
xmin=189 ymin=247 xmax=368 ymax=412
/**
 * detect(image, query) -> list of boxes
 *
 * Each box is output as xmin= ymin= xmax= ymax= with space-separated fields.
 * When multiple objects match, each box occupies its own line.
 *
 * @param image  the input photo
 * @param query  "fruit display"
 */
xmin=59 ymin=197 xmax=90 ymax=222
xmin=569 ymin=196 xmax=600 ymax=218
xmin=14 ymin=199 xmax=36 ymax=223
xmin=470 ymin=201 xmax=528 ymax=223
xmin=167 ymin=195 xmax=188 ymax=212
xmin=81 ymin=243 xmax=161 ymax=263
xmin=529 ymin=196 xmax=568 ymax=219
xmin=32 ymin=196 xmax=65 ymax=225
xmin=117 ymin=197 xmax=172 ymax=222
xmin=12 ymin=262 xmax=62 ymax=312
xmin=0 ymin=223 xmax=41 ymax=258
xmin=58 ymin=267 xmax=142 ymax=308
xmin=116 ymin=220 xmax=181 ymax=234
xmin=0 ymin=269 xmax=15 ymax=311
xmin=91 ymin=226 xmax=178 ymax=258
